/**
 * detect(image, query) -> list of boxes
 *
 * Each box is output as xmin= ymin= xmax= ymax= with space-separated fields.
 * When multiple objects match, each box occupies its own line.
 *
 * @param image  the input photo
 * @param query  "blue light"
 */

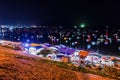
xmin=24 ymin=48 xmax=29 ymax=51
xmin=104 ymin=41 xmax=108 ymax=45
xmin=27 ymin=39 xmax=30 ymax=42
xmin=118 ymin=46 xmax=120 ymax=50
xmin=87 ymin=44 xmax=91 ymax=49
xmin=25 ymin=43 xmax=29 ymax=47
xmin=72 ymin=42 xmax=75 ymax=46
xmin=91 ymin=41 xmax=96 ymax=46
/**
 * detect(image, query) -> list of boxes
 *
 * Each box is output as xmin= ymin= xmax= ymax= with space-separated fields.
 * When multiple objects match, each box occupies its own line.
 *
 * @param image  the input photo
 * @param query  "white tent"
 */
xmin=29 ymin=47 xmax=37 ymax=55
xmin=49 ymin=47 xmax=59 ymax=50
xmin=84 ymin=55 xmax=101 ymax=65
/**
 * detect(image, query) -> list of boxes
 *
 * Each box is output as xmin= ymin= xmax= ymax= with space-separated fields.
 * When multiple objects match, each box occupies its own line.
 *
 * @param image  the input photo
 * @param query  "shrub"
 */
xmin=1 ymin=45 xmax=22 ymax=51
xmin=100 ymin=66 xmax=120 ymax=79
xmin=56 ymin=62 xmax=69 ymax=69
xmin=2 ymin=45 xmax=14 ymax=49
xmin=13 ymin=46 xmax=22 ymax=51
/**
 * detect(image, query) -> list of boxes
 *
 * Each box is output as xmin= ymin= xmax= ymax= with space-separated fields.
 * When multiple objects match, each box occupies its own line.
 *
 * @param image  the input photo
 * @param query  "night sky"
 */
xmin=0 ymin=0 xmax=119 ymax=27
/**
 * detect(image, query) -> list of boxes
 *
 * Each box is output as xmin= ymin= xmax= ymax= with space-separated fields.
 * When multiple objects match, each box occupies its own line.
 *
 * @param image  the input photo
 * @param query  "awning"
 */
xmin=79 ymin=50 xmax=89 ymax=57
xmin=29 ymin=43 xmax=41 ymax=46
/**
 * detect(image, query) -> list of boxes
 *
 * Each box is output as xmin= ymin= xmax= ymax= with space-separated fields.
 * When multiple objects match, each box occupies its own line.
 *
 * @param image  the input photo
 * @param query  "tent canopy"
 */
xmin=79 ymin=50 xmax=89 ymax=57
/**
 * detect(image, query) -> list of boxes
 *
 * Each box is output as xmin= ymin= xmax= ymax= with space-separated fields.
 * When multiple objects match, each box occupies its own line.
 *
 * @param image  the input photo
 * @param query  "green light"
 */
xmin=80 ymin=24 xmax=85 ymax=28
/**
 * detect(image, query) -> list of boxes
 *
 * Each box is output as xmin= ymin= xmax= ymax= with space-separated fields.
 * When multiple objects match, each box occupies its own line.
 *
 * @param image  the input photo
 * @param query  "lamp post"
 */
xmin=59 ymin=32 xmax=62 ymax=44
xmin=68 ymin=38 xmax=72 ymax=47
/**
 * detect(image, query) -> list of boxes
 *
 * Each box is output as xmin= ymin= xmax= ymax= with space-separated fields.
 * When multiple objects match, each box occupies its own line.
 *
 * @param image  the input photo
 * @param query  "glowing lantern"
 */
xmin=64 ymin=37 xmax=67 ymax=40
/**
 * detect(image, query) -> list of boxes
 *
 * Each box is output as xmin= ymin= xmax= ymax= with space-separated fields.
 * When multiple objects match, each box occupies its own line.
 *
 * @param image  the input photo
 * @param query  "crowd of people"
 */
xmin=2 ymin=25 xmax=120 ymax=55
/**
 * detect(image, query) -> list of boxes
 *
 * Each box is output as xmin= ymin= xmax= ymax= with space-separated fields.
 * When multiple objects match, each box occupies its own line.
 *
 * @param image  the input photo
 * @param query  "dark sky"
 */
xmin=0 ymin=0 xmax=119 ymax=27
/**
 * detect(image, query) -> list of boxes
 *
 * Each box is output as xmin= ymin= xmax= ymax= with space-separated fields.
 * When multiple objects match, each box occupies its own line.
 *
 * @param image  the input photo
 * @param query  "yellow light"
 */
xmin=64 ymin=37 xmax=67 ymax=40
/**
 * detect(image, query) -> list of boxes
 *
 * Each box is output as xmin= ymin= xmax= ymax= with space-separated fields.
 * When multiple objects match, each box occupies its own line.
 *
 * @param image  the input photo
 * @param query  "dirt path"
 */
xmin=75 ymin=72 xmax=113 ymax=80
